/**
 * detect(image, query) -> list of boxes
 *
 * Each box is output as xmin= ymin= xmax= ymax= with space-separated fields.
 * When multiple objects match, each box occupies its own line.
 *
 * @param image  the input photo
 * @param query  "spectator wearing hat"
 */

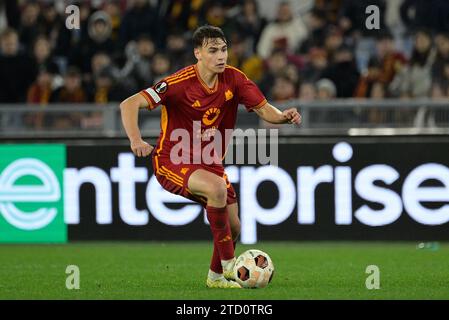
xmin=310 ymin=78 xmax=337 ymax=125
xmin=72 ymin=10 xmax=118 ymax=73
xmin=316 ymin=78 xmax=336 ymax=100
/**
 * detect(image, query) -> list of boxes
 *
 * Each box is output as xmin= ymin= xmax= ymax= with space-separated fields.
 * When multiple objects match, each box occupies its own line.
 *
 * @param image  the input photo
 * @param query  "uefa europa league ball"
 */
xmin=233 ymin=249 xmax=274 ymax=288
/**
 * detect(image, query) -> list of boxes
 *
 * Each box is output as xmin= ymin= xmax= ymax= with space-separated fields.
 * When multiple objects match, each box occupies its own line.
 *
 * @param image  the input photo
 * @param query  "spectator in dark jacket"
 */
xmin=321 ymin=45 xmax=360 ymax=97
xmin=120 ymin=0 xmax=156 ymax=46
xmin=400 ymin=0 xmax=449 ymax=34
xmin=0 ymin=28 xmax=34 ymax=102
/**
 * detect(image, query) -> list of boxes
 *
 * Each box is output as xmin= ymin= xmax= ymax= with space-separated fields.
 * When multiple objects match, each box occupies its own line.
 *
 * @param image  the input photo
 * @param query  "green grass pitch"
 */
xmin=0 ymin=242 xmax=448 ymax=299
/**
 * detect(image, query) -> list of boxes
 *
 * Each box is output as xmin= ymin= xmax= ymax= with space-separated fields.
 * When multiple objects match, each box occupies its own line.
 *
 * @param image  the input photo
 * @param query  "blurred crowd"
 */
xmin=0 ymin=0 xmax=449 ymax=128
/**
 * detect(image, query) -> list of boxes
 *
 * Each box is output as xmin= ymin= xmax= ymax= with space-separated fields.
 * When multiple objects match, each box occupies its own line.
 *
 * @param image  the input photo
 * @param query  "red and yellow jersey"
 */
xmin=139 ymin=64 xmax=267 ymax=169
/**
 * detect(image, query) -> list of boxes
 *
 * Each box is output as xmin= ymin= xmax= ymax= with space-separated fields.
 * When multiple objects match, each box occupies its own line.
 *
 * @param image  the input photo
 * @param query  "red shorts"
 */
xmin=152 ymin=156 xmax=237 ymax=207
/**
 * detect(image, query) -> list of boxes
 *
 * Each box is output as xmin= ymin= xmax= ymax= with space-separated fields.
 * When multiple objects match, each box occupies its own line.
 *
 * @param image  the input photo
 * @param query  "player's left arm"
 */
xmin=254 ymin=102 xmax=302 ymax=125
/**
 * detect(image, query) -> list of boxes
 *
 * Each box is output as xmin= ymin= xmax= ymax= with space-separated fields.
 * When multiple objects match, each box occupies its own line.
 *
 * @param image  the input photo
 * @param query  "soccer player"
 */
xmin=120 ymin=25 xmax=301 ymax=288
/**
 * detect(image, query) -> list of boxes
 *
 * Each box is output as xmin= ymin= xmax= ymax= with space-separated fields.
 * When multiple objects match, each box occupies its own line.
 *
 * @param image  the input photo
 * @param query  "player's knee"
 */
xmin=207 ymin=180 xmax=227 ymax=205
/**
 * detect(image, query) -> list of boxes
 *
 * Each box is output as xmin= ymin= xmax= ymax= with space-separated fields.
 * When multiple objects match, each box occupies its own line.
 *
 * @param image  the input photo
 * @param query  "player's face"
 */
xmin=196 ymin=38 xmax=228 ymax=73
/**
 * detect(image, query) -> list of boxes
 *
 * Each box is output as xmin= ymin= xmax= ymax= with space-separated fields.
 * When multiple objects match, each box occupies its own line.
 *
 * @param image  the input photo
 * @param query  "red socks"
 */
xmin=210 ymin=239 xmax=238 ymax=274
xmin=210 ymin=242 xmax=222 ymax=273
xmin=206 ymin=205 xmax=234 ymax=273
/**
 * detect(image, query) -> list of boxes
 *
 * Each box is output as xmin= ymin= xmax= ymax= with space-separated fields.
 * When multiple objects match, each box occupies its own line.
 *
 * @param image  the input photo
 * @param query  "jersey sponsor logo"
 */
xmin=202 ymin=107 xmax=221 ymax=126
xmin=192 ymin=100 xmax=201 ymax=108
xmin=225 ymin=89 xmax=234 ymax=101
xmin=145 ymin=87 xmax=161 ymax=103
xmin=154 ymin=81 xmax=168 ymax=94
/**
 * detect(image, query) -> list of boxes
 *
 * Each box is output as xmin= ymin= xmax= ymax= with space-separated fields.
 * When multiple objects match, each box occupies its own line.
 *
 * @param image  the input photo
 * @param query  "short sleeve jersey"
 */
xmin=140 ymin=64 xmax=267 ymax=168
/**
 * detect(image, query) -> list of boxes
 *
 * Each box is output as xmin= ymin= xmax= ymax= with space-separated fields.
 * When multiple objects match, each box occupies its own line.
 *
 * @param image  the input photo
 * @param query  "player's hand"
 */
xmin=282 ymin=108 xmax=301 ymax=125
xmin=130 ymin=138 xmax=153 ymax=157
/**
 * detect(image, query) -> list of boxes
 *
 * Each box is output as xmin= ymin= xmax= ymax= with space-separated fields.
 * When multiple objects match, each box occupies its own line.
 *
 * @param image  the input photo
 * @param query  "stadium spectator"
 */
xmin=257 ymin=1 xmax=308 ymax=59
xmin=18 ymin=1 xmax=40 ymax=53
xmin=121 ymin=35 xmax=155 ymax=90
xmin=30 ymin=35 xmax=60 ymax=81
xmin=103 ymin=1 xmax=122 ymax=43
xmin=25 ymin=67 xmax=55 ymax=129
xmin=400 ymin=0 xmax=449 ymax=34
xmin=49 ymin=66 xmax=87 ymax=129
xmin=322 ymin=25 xmax=343 ymax=63
xmin=90 ymin=66 xmax=127 ymax=104
xmin=301 ymin=47 xmax=328 ymax=83
xmin=120 ymin=0 xmax=156 ymax=46
xmin=166 ymin=31 xmax=193 ymax=72
xmin=298 ymin=9 xmax=328 ymax=54
xmin=433 ymin=61 xmax=449 ymax=97
xmin=270 ymin=75 xmax=297 ymax=102
xmin=258 ymin=48 xmax=289 ymax=94
xmin=71 ymin=10 xmax=118 ymax=73
xmin=227 ymin=33 xmax=263 ymax=82
xmin=156 ymin=0 xmax=208 ymax=41
xmin=201 ymin=1 xmax=235 ymax=37
xmin=82 ymin=66 xmax=128 ymax=129
xmin=432 ymin=33 xmax=449 ymax=82
xmin=313 ymin=0 xmax=343 ymax=25
xmin=338 ymin=0 xmax=387 ymax=71
xmin=316 ymin=78 xmax=337 ymax=100
xmin=321 ymin=45 xmax=360 ymax=97
xmin=234 ymin=0 xmax=267 ymax=53
xmin=366 ymin=82 xmax=388 ymax=125
xmin=313 ymin=78 xmax=337 ymax=124
xmin=27 ymin=67 xmax=54 ymax=105
xmin=298 ymin=82 xmax=317 ymax=101
xmin=0 ymin=0 xmax=20 ymax=30
xmin=354 ymin=57 xmax=382 ymax=98
xmin=150 ymin=53 xmax=171 ymax=84
xmin=390 ymin=29 xmax=436 ymax=98
xmin=38 ymin=2 xmax=62 ymax=42
xmin=0 ymin=28 xmax=34 ymax=102
xmin=374 ymin=32 xmax=407 ymax=85
xmin=50 ymin=66 xmax=87 ymax=104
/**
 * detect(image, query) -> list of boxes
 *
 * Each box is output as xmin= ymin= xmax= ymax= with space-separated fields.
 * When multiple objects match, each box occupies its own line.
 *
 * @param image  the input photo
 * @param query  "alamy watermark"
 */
xmin=65 ymin=5 xmax=80 ymax=30
xmin=168 ymin=123 xmax=279 ymax=166
xmin=365 ymin=5 xmax=380 ymax=30
xmin=365 ymin=265 xmax=380 ymax=290
xmin=65 ymin=265 xmax=80 ymax=290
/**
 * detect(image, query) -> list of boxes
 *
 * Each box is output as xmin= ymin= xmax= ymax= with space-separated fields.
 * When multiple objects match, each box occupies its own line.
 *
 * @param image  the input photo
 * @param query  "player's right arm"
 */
xmin=119 ymin=93 xmax=153 ymax=157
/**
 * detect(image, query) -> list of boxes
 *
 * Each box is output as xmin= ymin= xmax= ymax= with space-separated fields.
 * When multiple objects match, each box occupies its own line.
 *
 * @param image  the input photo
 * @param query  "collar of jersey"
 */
xmin=194 ymin=64 xmax=219 ymax=95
